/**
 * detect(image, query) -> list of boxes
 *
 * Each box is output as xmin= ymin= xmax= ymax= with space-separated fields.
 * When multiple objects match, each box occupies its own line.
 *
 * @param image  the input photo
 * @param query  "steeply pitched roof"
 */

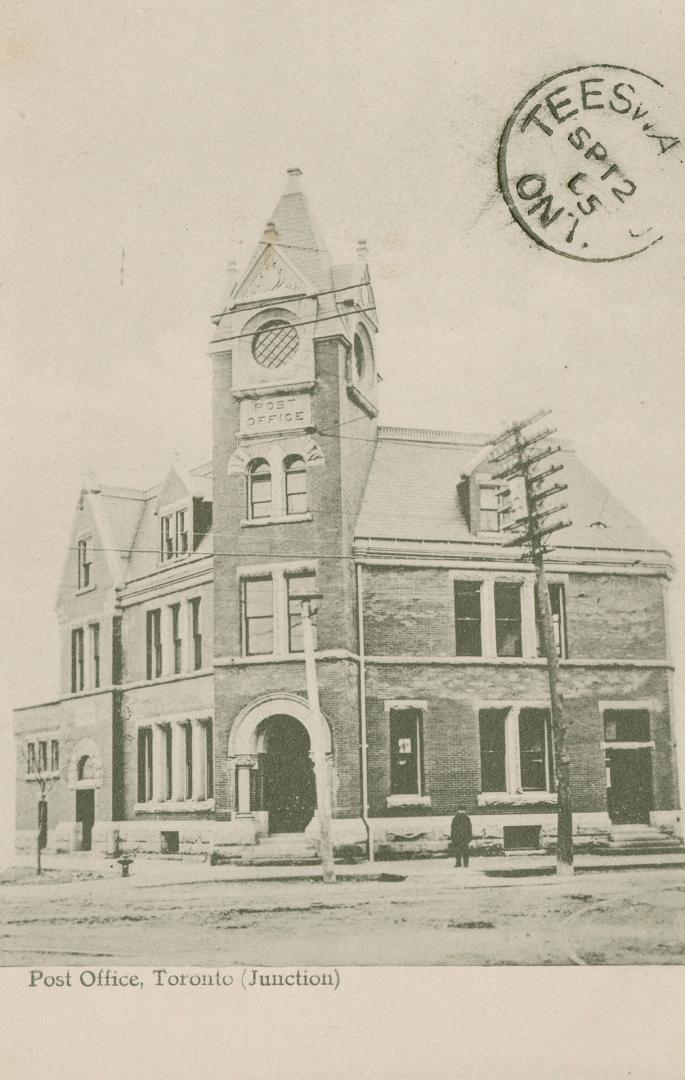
xmin=354 ymin=427 xmax=668 ymax=558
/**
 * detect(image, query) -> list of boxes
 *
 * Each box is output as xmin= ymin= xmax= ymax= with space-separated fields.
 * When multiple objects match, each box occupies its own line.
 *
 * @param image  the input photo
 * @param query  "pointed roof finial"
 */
xmin=287 ymin=166 xmax=302 ymax=176
xmin=357 ymin=238 xmax=369 ymax=260
xmin=262 ymin=221 xmax=279 ymax=244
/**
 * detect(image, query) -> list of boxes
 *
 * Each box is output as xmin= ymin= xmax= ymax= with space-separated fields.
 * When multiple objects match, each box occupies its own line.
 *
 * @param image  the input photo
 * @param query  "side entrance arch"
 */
xmin=228 ymin=694 xmax=333 ymax=835
xmin=67 ymin=739 xmax=103 ymax=852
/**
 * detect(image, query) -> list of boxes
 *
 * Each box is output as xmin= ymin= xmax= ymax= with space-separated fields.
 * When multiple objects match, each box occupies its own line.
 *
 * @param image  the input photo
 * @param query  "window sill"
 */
xmin=158 ymin=553 xmax=192 ymax=567
xmin=25 ymin=771 xmax=60 ymax=783
xmin=240 ymin=512 xmax=313 ymax=528
xmin=134 ymin=799 xmax=215 ymax=815
xmin=76 ymin=585 xmax=97 ymax=596
xmin=478 ymin=792 xmax=557 ymax=807
xmin=386 ymin=794 xmax=432 ymax=809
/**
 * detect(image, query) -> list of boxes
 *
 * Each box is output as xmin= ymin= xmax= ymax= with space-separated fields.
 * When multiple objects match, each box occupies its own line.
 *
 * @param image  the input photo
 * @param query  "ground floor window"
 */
xmin=478 ymin=705 xmax=554 ymax=794
xmin=137 ymin=719 xmax=213 ymax=803
xmin=604 ymin=708 xmax=651 ymax=743
xmin=137 ymin=728 xmax=153 ymax=802
xmin=389 ymin=708 xmax=424 ymax=795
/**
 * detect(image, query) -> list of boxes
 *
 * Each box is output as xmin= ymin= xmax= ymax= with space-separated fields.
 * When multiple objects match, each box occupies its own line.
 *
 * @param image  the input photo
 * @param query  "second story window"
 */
xmin=50 ymin=739 xmax=60 ymax=772
xmin=247 ymin=459 xmax=272 ymax=520
xmin=77 ymin=537 xmax=92 ymax=589
xmin=284 ymin=456 xmax=308 ymax=515
xmin=27 ymin=742 xmax=37 ymax=774
xmin=536 ymin=583 xmax=567 ymax=658
xmin=494 ymin=582 xmax=522 ymax=657
xmin=287 ymin=572 xmax=317 ymax=653
xmin=146 ymin=609 xmax=163 ymax=679
xmin=71 ymin=627 xmax=85 ymax=692
xmin=38 ymin=740 xmax=48 ymax=772
xmin=171 ymin=603 xmax=182 ymax=674
xmin=189 ymin=597 xmax=202 ymax=670
xmin=454 ymin=581 xmax=483 ymax=656
xmin=242 ymin=577 xmax=274 ymax=655
xmin=90 ymin=623 xmax=100 ymax=689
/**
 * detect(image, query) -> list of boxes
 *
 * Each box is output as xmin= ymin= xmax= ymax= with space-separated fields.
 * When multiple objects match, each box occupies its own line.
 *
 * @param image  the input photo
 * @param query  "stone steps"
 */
xmin=218 ymin=833 xmax=320 ymax=867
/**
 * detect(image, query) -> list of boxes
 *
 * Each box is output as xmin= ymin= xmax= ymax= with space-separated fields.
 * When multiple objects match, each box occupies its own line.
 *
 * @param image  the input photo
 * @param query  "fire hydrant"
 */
xmin=118 ymin=854 xmax=134 ymax=878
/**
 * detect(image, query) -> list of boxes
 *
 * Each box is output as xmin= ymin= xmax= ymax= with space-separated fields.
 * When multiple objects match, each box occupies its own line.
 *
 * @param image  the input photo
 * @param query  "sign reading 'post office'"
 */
xmin=240 ymin=394 xmax=311 ymax=435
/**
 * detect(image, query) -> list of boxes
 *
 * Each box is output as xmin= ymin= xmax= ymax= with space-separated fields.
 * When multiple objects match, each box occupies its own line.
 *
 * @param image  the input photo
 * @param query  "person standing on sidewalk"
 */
xmin=450 ymin=808 xmax=473 ymax=868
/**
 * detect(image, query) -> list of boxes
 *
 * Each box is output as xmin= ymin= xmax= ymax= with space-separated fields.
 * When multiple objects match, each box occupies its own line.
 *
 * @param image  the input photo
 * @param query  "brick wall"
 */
xmin=364 ymin=663 xmax=675 ymax=817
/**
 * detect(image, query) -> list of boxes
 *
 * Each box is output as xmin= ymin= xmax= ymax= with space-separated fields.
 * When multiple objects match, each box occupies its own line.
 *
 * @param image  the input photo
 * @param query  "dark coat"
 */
xmin=450 ymin=812 xmax=473 ymax=848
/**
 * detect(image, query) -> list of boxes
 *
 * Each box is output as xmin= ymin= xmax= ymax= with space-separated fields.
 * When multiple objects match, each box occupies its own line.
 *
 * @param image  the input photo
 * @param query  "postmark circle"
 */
xmin=498 ymin=65 xmax=684 ymax=261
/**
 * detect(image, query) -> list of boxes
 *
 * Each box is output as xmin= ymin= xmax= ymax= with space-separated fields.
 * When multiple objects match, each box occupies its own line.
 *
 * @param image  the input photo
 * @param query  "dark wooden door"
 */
xmin=76 ymin=789 xmax=95 ymax=851
xmin=608 ymin=749 xmax=652 ymax=824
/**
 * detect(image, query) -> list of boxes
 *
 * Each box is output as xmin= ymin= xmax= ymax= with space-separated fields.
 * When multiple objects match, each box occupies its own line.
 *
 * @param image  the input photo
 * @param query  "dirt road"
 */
xmin=2 ymin=864 xmax=684 ymax=966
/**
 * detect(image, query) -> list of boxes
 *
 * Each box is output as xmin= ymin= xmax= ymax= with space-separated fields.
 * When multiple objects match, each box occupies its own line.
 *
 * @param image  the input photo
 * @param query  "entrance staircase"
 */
xmin=222 ymin=833 xmax=320 ymax=867
xmin=602 ymin=824 xmax=684 ymax=856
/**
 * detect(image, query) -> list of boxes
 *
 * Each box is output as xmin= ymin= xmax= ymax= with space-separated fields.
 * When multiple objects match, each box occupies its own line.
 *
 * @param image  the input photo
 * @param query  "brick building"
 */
xmin=14 ymin=169 xmax=682 ymax=860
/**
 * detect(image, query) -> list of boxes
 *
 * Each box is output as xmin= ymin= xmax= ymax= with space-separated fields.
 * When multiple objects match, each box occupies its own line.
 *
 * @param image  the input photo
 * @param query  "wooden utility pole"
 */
xmin=300 ymin=597 xmax=336 ymax=884
xmin=491 ymin=410 xmax=574 ymax=876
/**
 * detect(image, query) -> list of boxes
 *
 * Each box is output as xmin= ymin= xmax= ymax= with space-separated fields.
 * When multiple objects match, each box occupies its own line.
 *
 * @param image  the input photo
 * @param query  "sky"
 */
xmin=0 ymin=0 xmax=684 ymax=855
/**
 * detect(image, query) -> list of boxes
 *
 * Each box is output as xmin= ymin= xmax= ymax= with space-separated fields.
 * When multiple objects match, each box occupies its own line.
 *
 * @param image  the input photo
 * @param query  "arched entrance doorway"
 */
xmin=256 ymin=715 xmax=316 ymax=833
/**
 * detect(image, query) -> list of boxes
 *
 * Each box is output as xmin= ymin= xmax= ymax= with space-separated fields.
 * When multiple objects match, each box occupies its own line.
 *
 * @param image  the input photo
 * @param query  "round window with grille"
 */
xmin=252 ymin=320 xmax=299 ymax=369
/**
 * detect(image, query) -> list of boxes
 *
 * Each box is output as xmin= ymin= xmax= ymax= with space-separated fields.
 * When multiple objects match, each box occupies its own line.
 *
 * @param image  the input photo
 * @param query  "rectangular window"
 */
xmin=90 ymin=622 xmax=101 ymax=688
xmin=38 ymin=740 xmax=47 ymax=772
xmin=50 ymin=739 xmax=59 ymax=772
xmin=164 ymin=725 xmax=173 ymax=800
xmin=536 ymin=582 xmax=567 ymax=658
xmin=454 ymin=580 xmax=483 ymax=656
xmin=27 ymin=742 xmax=36 ymax=774
xmin=287 ymin=572 xmax=317 ymax=653
xmin=184 ymin=722 xmax=193 ymax=800
xmin=189 ymin=597 xmax=202 ymax=670
xmin=285 ymin=459 xmax=308 ymax=515
xmin=494 ymin=582 xmax=522 ymax=657
xmin=242 ymin=578 xmax=274 ymax=655
xmin=604 ymin=709 xmax=651 ymax=742
xmin=389 ymin=708 xmax=423 ymax=795
xmin=518 ymin=708 xmax=553 ymax=791
xmin=146 ymin=609 xmax=163 ymax=679
xmin=71 ymin=627 xmax=85 ymax=692
xmin=479 ymin=485 xmax=500 ymax=531
xmin=170 ymin=603 xmax=182 ymax=674
xmin=176 ymin=508 xmax=189 ymax=556
xmin=161 ymin=515 xmax=174 ymax=561
xmin=204 ymin=720 xmax=214 ymax=799
xmin=479 ymin=708 xmax=507 ymax=792
xmin=77 ymin=537 xmax=92 ymax=589
xmin=137 ymin=728 xmax=153 ymax=802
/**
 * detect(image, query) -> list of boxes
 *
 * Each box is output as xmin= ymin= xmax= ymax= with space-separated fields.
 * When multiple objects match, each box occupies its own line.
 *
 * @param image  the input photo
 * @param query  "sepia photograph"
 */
xmin=1 ymin=2 xmax=685 ymax=1077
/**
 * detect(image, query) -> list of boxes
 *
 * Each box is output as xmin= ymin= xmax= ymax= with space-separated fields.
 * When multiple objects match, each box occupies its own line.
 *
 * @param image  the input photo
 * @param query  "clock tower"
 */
xmin=208 ymin=169 xmax=380 ymax=838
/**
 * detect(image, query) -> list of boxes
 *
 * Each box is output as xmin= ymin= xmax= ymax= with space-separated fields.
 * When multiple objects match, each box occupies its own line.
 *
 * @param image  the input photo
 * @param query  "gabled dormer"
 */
xmin=458 ymin=444 xmax=525 ymax=538
xmin=155 ymin=457 xmax=213 ymax=565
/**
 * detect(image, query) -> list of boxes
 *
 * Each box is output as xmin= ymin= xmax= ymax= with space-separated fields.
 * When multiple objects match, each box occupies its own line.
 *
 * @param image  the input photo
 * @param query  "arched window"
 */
xmin=284 ymin=455 xmax=307 ymax=515
xmin=247 ymin=459 xmax=272 ymax=520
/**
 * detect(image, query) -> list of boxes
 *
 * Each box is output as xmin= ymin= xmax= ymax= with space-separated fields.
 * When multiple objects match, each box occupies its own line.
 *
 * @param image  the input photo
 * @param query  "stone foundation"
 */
xmin=16 ymin=809 xmax=683 ymax=861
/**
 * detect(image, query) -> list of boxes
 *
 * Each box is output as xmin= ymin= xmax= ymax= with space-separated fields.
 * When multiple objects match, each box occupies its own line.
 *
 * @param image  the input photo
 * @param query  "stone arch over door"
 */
xmin=66 ymin=738 xmax=104 ymax=790
xmin=227 ymin=693 xmax=334 ymax=822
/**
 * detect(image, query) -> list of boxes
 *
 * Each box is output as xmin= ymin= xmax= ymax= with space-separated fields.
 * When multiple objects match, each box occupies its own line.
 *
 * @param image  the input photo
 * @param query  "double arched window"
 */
xmin=247 ymin=459 xmax=272 ymax=520
xmin=246 ymin=455 xmax=308 ymax=520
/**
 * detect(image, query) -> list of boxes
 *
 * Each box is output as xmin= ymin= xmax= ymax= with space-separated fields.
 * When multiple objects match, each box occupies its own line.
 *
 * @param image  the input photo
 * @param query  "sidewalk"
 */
xmin=8 ymin=849 xmax=685 ymax=889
